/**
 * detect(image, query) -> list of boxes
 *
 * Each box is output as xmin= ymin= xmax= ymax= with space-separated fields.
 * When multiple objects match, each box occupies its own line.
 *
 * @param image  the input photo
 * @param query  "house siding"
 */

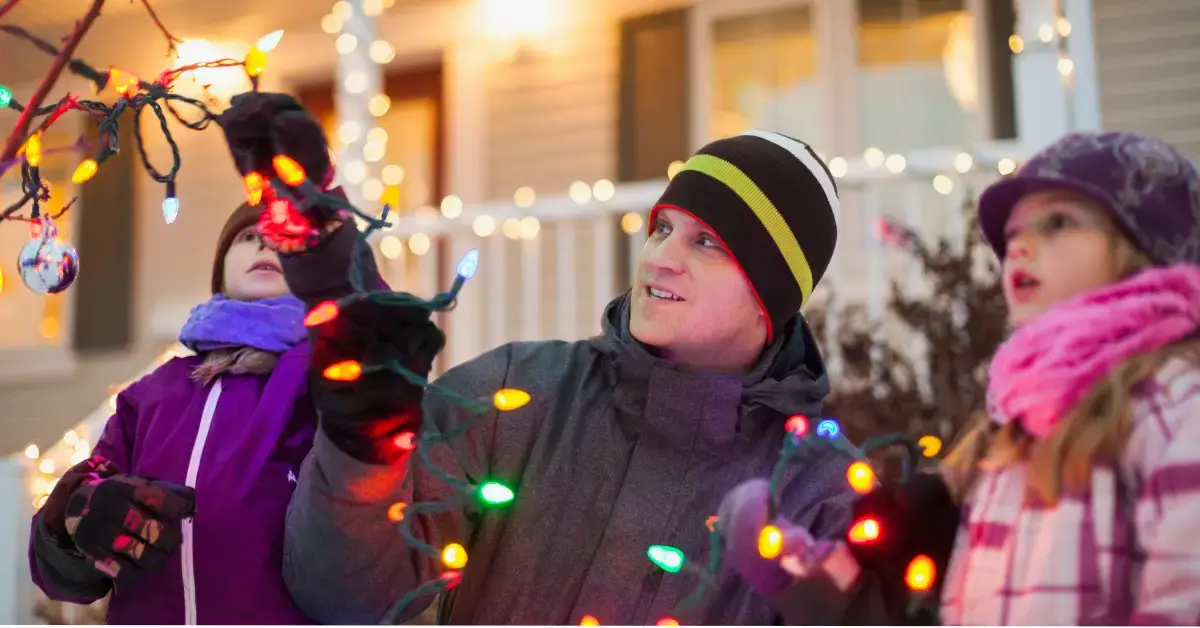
xmin=1093 ymin=0 xmax=1200 ymax=159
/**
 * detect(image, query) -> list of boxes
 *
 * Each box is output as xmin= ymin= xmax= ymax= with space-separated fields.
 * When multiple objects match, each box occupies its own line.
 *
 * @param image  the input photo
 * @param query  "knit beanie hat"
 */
xmin=978 ymin=131 xmax=1200 ymax=265
xmin=650 ymin=130 xmax=840 ymax=338
xmin=210 ymin=202 xmax=263 ymax=294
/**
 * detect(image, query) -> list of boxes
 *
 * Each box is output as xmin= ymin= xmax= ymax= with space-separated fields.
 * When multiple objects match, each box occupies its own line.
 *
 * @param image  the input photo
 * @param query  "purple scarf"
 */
xmin=178 ymin=294 xmax=307 ymax=354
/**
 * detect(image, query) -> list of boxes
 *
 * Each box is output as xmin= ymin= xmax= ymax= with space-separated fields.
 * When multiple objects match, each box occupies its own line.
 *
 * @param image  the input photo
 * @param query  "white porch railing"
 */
xmin=371 ymin=140 xmax=1027 ymax=374
xmin=0 ymin=140 xmax=1029 ymax=620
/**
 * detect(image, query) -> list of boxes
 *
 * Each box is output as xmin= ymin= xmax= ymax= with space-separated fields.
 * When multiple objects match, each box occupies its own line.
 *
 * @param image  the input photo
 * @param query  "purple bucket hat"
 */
xmin=978 ymin=131 xmax=1200 ymax=265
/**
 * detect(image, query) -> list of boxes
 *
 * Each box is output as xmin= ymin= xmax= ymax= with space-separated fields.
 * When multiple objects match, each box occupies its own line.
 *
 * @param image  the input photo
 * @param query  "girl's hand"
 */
xmin=717 ymin=479 xmax=824 ymax=596
xmin=61 ymin=468 xmax=196 ymax=585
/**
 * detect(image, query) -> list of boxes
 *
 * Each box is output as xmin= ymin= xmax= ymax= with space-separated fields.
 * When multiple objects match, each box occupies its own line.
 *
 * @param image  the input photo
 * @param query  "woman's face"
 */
xmin=222 ymin=227 xmax=288 ymax=301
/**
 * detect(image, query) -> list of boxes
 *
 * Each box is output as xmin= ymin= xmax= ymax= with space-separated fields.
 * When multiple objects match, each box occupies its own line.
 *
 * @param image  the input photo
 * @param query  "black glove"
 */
xmin=43 ymin=457 xmax=196 ymax=586
xmin=215 ymin=92 xmax=333 ymax=189
xmin=308 ymin=296 xmax=446 ymax=464
xmin=844 ymin=472 xmax=959 ymax=623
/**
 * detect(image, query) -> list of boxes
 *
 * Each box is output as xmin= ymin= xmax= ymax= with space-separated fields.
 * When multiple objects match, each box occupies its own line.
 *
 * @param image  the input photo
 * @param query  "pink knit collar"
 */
xmin=987 ymin=264 xmax=1200 ymax=438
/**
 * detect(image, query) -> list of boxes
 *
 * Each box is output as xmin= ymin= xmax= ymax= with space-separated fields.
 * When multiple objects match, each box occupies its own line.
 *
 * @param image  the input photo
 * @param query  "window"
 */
xmin=856 ymin=0 xmax=980 ymax=151
xmin=708 ymin=5 xmax=821 ymax=146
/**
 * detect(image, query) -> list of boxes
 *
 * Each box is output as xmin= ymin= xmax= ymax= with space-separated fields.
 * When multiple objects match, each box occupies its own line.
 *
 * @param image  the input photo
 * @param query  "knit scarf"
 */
xmin=178 ymin=294 xmax=307 ymax=384
xmin=986 ymin=264 xmax=1200 ymax=438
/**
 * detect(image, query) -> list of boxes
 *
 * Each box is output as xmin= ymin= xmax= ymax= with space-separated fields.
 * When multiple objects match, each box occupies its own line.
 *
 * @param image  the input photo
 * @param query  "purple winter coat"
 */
xmin=29 ymin=343 xmax=317 ymax=624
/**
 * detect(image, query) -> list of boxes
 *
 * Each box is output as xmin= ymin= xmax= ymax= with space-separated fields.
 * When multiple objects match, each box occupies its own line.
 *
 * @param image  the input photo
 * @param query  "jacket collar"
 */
xmin=588 ymin=293 xmax=830 ymax=447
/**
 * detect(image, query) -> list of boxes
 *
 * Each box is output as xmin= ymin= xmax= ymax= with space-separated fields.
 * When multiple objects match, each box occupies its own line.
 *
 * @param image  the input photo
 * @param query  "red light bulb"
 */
xmin=304 ymin=301 xmax=340 ymax=327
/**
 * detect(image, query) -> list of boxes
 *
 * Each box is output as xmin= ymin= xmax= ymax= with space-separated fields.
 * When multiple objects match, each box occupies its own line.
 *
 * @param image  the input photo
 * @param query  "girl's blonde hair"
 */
xmin=940 ymin=225 xmax=1200 ymax=505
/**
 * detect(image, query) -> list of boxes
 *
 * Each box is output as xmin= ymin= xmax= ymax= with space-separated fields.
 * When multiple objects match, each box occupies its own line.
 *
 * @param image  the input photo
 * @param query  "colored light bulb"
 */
xmin=905 ymin=554 xmax=935 ymax=591
xmin=322 ymin=359 xmax=362 ymax=382
xmin=109 ymin=69 xmax=140 ymax=98
xmin=393 ymin=431 xmax=416 ymax=451
xmin=705 ymin=515 xmax=719 ymax=533
xmin=256 ymin=29 xmax=285 ymax=52
xmin=0 ymin=85 xmax=11 ymax=108
xmin=758 ymin=525 xmax=783 ymax=559
xmin=580 ymin=615 xmax=600 ymax=626
xmin=440 ymin=570 xmax=462 ymax=588
xmin=656 ymin=618 xmax=679 ymax=626
xmin=162 ymin=197 xmax=180 ymax=224
xmin=785 ymin=414 xmax=808 ymax=436
xmin=646 ymin=545 xmax=684 ymax=573
xmin=918 ymin=435 xmax=943 ymax=458
xmin=304 ymin=301 xmax=340 ymax=327
xmin=848 ymin=517 xmax=881 ymax=544
xmin=273 ymin=155 xmax=306 ymax=186
xmin=847 ymin=462 xmax=876 ymax=494
xmin=816 ymin=419 xmax=840 ymax=439
xmin=456 ymin=249 xmax=480 ymax=279
xmin=71 ymin=159 xmax=98 ymax=184
xmin=387 ymin=502 xmax=406 ymax=522
xmin=244 ymin=172 xmax=266 ymax=206
xmin=442 ymin=543 xmax=468 ymax=569
xmin=479 ymin=481 xmax=514 ymax=505
xmin=245 ymin=47 xmax=267 ymax=78
xmin=493 ymin=388 xmax=530 ymax=411
xmin=24 ymin=132 xmax=42 ymax=167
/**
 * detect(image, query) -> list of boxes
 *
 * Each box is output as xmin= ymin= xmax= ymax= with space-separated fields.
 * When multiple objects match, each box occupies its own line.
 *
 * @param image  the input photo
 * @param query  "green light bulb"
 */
xmin=647 ymin=545 xmax=685 ymax=573
xmin=0 ymin=86 xmax=11 ymax=109
xmin=478 ymin=481 xmax=514 ymax=505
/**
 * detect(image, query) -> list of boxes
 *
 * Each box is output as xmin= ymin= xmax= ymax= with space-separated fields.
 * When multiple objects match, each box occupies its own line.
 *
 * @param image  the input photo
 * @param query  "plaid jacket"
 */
xmin=941 ymin=357 xmax=1200 ymax=625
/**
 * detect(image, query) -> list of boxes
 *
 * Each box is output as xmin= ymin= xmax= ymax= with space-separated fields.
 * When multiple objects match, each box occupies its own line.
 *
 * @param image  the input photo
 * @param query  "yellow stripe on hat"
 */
xmin=682 ymin=153 xmax=814 ymax=304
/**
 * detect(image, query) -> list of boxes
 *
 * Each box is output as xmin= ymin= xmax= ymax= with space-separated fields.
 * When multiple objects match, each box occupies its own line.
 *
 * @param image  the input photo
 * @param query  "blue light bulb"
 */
xmin=457 ymin=249 xmax=480 ymax=279
xmin=816 ymin=419 xmax=840 ymax=439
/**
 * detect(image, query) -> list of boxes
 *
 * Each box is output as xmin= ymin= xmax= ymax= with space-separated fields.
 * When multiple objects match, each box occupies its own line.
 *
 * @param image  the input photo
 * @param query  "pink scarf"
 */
xmin=987 ymin=264 xmax=1200 ymax=438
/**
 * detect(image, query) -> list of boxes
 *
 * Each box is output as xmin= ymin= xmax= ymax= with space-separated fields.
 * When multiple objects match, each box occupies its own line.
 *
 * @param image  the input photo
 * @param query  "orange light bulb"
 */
xmin=847 ymin=462 xmax=876 ymax=494
xmin=656 ymin=618 xmax=679 ymax=626
xmin=23 ymin=131 xmax=42 ymax=168
xmin=758 ymin=524 xmax=783 ymax=559
xmin=848 ymin=517 xmax=881 ymax=544
xmin=580 ymin=615 xmax=600 ymax=626
xmin=72 ymin=159 xmax=98 ymax=184
xmin=493 ymin=388 xmax=531 ymax=411
xmin=442 ymin=543 xmax=468 ymax=569
xmin=322 ymin=360 xmax=362 ymax=382
xmin=109 ymin=69 xmax=140 ymax=98
xmin=272 ymin=155 xmax=307 ymax=186
xmin=243 ymin=172 xmax=266 ymax=206
xmin=905 ymin=554 xmax=936 ymax=591
xmin=705 ymin=515 xmax=719 ymax=533
xmin=387 ymin=502 xmax=406 ymax=522
xmin=304 ymin=301 xmax=340 ymax=327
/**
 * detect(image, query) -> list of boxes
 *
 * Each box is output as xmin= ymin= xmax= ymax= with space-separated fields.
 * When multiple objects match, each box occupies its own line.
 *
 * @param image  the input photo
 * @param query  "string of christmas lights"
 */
xmin=0 ymin=13 xmax=284 ymax=294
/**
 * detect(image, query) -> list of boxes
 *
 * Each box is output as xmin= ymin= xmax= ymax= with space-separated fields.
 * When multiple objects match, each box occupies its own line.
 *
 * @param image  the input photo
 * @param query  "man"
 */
xmin=279 ymin=129 xmax=857 ymax=624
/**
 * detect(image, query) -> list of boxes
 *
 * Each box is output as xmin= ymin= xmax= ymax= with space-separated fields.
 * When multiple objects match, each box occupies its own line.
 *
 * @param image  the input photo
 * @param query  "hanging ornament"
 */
xmin=18 ymin=218 xmax=79 ymax=294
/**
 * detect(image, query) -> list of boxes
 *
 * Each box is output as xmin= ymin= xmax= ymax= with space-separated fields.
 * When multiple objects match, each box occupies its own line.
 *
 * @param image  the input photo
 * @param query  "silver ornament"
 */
xmin=18 ymin=221 xmax=79 ymax=294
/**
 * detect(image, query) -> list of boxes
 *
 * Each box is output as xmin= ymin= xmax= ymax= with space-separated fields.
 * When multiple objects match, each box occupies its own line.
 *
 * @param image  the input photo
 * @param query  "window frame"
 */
xmin=686 ymin=0 xmax=1005 ymax=158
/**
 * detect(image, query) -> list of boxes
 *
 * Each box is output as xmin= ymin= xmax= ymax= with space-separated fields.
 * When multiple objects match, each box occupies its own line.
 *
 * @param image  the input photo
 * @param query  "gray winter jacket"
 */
xmin=282 ymin=294 xmax=858 ymax=624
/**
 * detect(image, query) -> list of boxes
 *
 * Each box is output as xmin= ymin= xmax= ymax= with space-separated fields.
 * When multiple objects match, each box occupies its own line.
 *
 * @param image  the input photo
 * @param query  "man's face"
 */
xmin=629 ymin=207 xmax=768 ymax=372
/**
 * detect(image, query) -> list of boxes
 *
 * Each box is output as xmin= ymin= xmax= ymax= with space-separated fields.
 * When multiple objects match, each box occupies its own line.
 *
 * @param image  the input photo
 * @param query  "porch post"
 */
xmin=1011 ymin=0 xmax=1073 ymax=149
xmin=335 ymin=0 xmax=385 ymax=211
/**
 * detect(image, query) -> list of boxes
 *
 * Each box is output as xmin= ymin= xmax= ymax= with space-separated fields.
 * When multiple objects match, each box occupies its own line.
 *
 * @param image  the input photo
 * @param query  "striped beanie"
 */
xmin=650 ymin=130 xmax=839 ymax=339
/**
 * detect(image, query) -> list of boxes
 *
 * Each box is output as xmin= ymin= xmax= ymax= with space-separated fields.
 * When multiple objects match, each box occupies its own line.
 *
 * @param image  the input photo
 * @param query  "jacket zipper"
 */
xmin=181 ymin=379 xmax=222 ymax=625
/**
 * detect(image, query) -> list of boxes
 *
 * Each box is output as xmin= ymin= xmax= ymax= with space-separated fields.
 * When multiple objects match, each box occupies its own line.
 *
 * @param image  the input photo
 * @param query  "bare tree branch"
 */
xmin=0 ymin=0 xmax=107 ymax=165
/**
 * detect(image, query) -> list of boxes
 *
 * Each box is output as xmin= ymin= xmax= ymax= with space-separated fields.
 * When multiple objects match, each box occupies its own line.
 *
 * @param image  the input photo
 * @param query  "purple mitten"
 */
xmin=718 ymin=478 xmax=816 ymax=597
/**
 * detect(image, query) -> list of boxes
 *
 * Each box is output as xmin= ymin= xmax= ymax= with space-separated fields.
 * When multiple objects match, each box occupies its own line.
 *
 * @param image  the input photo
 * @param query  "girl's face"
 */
xmin=222 ymin=227 xmax=288 ymax=301
xmin=1001 ymin=190 xmax=1117 ymax=326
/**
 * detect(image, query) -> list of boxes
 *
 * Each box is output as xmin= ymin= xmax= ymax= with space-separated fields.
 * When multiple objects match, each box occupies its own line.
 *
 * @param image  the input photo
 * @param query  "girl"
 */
xmin=29 ymin=202 xmax=319 ymax=624
xmin=719 ymin=131 xmax=1200 ymax=625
